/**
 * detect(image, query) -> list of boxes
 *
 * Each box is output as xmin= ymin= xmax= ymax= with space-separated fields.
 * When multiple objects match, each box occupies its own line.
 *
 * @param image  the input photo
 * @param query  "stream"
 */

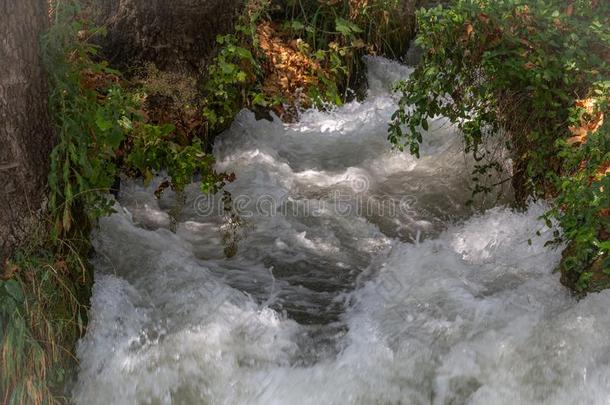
xmin=73 ymin=57 xmax=610 ymax=405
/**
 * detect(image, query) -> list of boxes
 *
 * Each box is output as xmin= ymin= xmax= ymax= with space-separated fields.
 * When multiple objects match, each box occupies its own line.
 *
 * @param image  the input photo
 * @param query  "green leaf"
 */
xmin=335 ymin=17 xmax=363 ymax=37
xmin=220 ymin=62 xmax=236 ymax=75
xmin=236 ymin=71 xmax=247 ymax=82
xmin=421 ymin=119 xmax=429 ymax=131
xmin=235 ymin=47 xmax=253 ymax=60
xmin=95 ymin=110 xmax=113 ymax=131
xmin=106 ymin=128 xmax=125 ymax=150
xmin=290 ymin=21 xmax=305 ymax=31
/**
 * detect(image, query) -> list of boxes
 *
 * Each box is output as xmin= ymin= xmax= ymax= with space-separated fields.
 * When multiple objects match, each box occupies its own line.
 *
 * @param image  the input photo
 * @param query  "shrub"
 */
xmin=388 ymin=0 xmax=609 ymax=291
xmin=44 ymin=1 xmax=228 ymax=239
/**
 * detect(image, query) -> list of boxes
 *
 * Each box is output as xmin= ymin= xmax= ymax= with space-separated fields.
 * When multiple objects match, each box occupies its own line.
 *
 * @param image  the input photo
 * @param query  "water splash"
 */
xmin=74 ymin=57 xmax=609 ymax=405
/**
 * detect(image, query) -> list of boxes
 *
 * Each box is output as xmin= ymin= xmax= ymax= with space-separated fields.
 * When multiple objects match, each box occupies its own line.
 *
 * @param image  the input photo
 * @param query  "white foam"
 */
xmin=74 ymin=57 xmax=609 ymax=405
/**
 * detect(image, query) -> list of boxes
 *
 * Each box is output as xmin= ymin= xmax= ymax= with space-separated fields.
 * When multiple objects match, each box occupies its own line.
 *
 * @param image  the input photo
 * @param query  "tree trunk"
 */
xmin=0 ymin=0 xmax=54 ymax=258
xmin=88 ymin=0 xmax=243 ymax=73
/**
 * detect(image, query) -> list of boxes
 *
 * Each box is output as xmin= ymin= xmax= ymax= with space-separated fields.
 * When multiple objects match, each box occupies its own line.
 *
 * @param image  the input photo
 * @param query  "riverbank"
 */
xmin=2 ymin=0 xmax=607 ymax=403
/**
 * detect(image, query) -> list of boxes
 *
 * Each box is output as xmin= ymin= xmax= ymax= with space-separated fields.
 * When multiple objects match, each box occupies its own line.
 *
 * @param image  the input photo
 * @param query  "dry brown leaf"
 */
xmin=2 ymin=259 xmax=19 ymax=280
xmin=587 ymin=111 xmax=604 ymax=133
xmin=523 ymin=62 xmax=537 ymax=70
xmin=463 ymin=22 xmax=474 ymax=40
xmin=567 ymin=134 xmax=587 ymax=145
xmin=478 ymin=13 xmax=490 ymax=23
xmin=257 ymin=20 xmax=327 ymax=113
xmin=595 ymin=162 xmax=610 ymax=181
xmin=575 ymin=98 xmax=596 ymax=113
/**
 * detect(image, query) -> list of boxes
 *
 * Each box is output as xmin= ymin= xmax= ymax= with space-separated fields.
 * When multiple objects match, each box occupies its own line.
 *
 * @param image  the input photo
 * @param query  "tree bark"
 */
xmin=88 ymin=0 xmax=243 ymax=73
xmin=0 ymin=0 xmax=54 ymax=258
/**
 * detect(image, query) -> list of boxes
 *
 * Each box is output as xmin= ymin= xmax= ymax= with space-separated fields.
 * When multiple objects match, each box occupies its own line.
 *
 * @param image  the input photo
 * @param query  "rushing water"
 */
xmin=74 ymin=58 xmax=610 ymax=404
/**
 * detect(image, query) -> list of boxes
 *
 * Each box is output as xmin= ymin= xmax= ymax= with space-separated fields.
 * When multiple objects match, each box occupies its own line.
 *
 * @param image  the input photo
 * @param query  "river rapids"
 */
xmin=73 ymin=58 xmax=610 ymax=405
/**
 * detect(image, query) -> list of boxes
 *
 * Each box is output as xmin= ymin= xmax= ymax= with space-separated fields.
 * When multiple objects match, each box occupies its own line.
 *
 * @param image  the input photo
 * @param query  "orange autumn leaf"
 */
xmin=586 ymin=111 xmax=604 ymax=133
xmin=569 ymin=111 xmax=604 ymax=139
xmin=349 ymin=0 xmax=369 ymax=18
xmin=568 ymin=124 xmax=588 ymax=137
xmin=256 ymin=21 xmax=330 ymax=118
xmin=575 ymin=98 xmax=596 ymax=113
xmin=566 ymin=133 xmax=587 ymax=145
xmin=567 ymin=98 xmax=605 ymax=146
xmin=523 ymin=62 xmax=537 ymax=70
xmin=464 ymin=22 xmax=474 ymax=39
xmin=595 ymin=162 xmax=610 ymax=181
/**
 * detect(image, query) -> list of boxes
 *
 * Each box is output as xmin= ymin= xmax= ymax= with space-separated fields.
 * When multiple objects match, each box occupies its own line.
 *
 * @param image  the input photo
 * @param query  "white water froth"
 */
xmin=74 ymin=57 xmax=610 ymax=404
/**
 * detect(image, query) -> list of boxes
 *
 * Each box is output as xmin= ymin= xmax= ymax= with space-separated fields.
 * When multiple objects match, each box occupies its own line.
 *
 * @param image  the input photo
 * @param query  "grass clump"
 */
xmin=1 ymin=232 xmax=90 ymax=404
